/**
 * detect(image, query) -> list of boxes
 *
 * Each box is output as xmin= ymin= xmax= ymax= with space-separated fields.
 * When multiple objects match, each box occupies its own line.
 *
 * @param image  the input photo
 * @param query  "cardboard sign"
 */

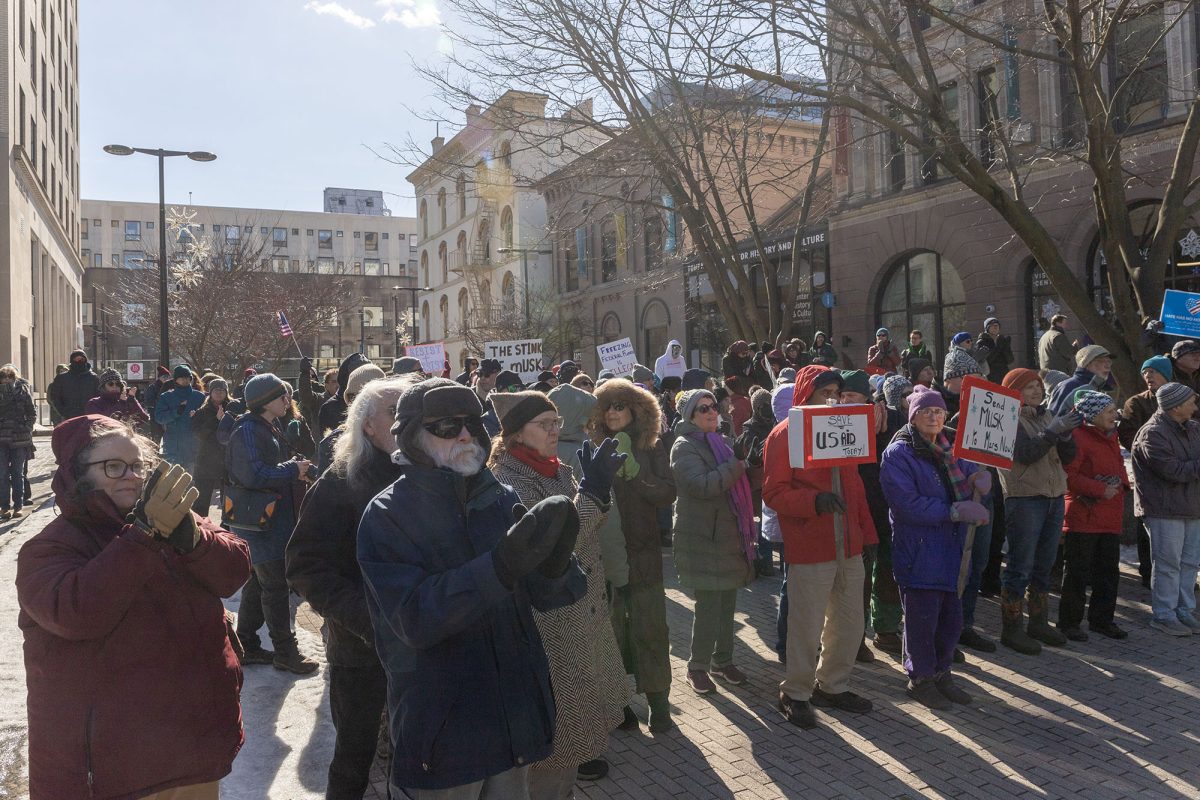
xmin=405 ymin=342 xmax=446 ymax=374
xmin=597 ymin=337 xmax=638 ymax=376
xmin=126 ymin=362 xmax=144 ymax=382
xmin=952 ymin=375 xmax=1022 ymax=469
xmin=787 ymin=404 xmax=877 ymax=468
xmin=484 ymin=339 xmax=543 ymax=384
xmin=1159 ymin=289 xmax=1200 ymax=338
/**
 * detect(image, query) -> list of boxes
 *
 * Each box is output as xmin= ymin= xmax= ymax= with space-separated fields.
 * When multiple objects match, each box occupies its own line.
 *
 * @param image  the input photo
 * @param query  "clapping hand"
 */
xmin=577 ymin=438 xmax=626 ymax=502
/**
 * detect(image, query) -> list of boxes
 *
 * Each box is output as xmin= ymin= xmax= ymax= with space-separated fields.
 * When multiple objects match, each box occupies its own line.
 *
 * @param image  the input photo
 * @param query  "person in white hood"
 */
xmin=654 ymin=340 xmax=687 ymax=379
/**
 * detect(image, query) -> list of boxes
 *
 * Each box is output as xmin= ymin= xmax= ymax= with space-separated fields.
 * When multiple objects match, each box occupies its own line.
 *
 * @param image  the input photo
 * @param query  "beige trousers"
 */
xmin=141 ymin=781 xmax=220 ymax=800
xmin=779 ymin=557 xmax=865 ymax=701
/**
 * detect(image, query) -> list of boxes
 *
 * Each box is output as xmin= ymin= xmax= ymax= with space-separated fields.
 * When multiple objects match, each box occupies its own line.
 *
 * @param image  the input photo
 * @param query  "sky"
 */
xmin=80 ymin=0 xmax=455 ymax=218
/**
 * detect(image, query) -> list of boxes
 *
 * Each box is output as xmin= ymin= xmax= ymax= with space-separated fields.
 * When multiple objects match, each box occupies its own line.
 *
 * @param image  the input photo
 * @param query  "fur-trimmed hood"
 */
xmin=586 ymin=379 xmax=661 ymax=452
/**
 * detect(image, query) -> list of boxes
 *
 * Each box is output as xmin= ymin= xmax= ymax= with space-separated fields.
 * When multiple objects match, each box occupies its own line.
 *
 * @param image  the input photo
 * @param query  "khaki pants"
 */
xmin=142 ymin=781 xmax=220 ymax=800
xmin=779 ymin=557 xmax=865 ymax=701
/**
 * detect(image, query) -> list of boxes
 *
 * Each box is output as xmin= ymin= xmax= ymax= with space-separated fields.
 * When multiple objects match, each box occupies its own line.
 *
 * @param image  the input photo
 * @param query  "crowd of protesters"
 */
xmin=9 ymin=310 xmax=1200 ymax=799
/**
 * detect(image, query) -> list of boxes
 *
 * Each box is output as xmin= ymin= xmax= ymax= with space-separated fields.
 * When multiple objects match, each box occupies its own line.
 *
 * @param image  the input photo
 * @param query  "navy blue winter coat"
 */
xmin=879 ymin=425 xmax=980 ymax=592
xmin=1048 ymin=366 xmax=1116 ymax=415
xmin=155 ymin=386 xmax=205 ymax=468
xmin=357 ymin=463 xmax=585 ymax=791
xmin=224 ymin=413 xmax=301 ymax=564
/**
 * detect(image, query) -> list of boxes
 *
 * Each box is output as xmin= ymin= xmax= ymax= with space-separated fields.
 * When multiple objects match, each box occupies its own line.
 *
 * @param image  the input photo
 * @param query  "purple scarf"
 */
xmin=692 ymin=431 xmax=757 ymax=566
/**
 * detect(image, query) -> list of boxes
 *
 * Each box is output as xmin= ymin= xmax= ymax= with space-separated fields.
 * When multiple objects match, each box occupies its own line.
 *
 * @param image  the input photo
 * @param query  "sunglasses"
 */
xmin=83 ymin=459 xmax=149 ymax=479
xmin=606 ymin=402 xmax=628 ymax=413
xmin=693 ymin=402 xmax=718 ymax=415
xmin=423 ymin=415 xmax=485 ymax=440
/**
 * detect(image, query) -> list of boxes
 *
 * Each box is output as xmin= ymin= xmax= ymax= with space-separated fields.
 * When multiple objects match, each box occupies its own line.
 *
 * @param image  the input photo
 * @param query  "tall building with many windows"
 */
xmin=1 ymin=0 xmax=83 ymax=398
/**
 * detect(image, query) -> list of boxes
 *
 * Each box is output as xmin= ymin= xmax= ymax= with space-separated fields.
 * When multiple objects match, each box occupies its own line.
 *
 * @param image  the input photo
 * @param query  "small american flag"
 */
xmin=276 ymin=311 xmax=294 ymax=337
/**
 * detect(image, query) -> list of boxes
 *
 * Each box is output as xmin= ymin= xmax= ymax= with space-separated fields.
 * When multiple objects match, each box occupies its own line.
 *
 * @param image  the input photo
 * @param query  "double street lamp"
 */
xmin=103 ymin=144 xmax=217 ymax=372
xmin=393 ymin=285 xmax=433 ymax=355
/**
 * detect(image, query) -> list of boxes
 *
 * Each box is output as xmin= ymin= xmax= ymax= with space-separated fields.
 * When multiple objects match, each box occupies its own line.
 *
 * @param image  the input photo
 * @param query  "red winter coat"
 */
xmin=1064 ymin=424 xmax=1129 ymax=534
xmin=761 ymin=366 xmax=878 ymax=564
xmin=17 ymin=415 xmax=251 ymax=800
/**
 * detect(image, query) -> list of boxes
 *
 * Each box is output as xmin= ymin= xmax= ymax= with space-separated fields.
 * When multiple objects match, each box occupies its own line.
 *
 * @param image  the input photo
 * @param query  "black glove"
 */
xmin=177 ymin=400 xmax=188 ymax=415
xmin=166 ymin=514 xmax=202 ymax=554
xmin=492 ymin=498 xmax=567 ymax=589
xmin=577 ymin=438 xmax=626 ymax=503
xmin=536 ymin=495 xmax=580 ymax=578
xmin=814 ymin=492 xmax=846 ymax=515
xmin=733 ymin=432 xmax=758 ymax=462
xmin=300 ymin=356 xmax=313 ymax=376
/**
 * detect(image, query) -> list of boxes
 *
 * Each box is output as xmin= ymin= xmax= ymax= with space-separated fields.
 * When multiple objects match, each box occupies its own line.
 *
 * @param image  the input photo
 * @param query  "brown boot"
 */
xmin=272 ymin=644 xmax=319 ymax=675
xmin=1026 ymin=589 xmax=1067 ymax=646
xmin=1000 ymin=588 xmax=1041 ymax=655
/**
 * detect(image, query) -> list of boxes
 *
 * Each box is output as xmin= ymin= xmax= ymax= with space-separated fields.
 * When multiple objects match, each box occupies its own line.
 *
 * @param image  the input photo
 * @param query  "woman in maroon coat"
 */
xmin=17 ymin=415 xmax=250 ymax=800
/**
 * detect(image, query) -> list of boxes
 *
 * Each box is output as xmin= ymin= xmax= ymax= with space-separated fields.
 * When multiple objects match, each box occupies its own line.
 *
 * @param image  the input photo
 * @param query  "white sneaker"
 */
xmin=1150 ymin=618 xmax=1193 ymax=636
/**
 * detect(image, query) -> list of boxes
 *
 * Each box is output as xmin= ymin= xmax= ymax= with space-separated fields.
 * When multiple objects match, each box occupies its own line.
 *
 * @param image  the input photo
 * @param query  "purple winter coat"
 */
xmin=84 ymin=393 xmax=150 ymax=426
xmin=879 ymin=425 xmax=981 ymax=592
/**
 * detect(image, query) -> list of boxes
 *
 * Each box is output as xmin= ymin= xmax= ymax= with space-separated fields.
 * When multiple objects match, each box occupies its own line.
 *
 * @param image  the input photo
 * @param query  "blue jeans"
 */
xmin=0 ymin=446 xmax=28 ymax=512
xmin=960 ymin=495 xmax=993 ymax=627
xmin=1144 ymin=517 xmax=1200 ymax=623
xmin=1002 ymin=495 xmax=1064 ymax=597
xmin=775 ymin=564 xmax=789 ymax=658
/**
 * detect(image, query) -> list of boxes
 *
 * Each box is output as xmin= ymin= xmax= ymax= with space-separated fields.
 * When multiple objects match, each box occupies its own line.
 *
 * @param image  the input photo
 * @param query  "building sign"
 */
xmin=952 ymin=376 xmax=1021 ymax=469
xmin=787 ymin=404 xmax=877 ymax=469
xmin=484 ymin=339 xmax=544 ymax=383
xmin=1160 ymin=289 xmax=1200 ymax=339
xmin=405 ymin=342 xmax=446 ymax=374
xmin=597 ymin=337 xmax=638 ymax=376
xmin=126 ymin=362 xmax=144 ymax=382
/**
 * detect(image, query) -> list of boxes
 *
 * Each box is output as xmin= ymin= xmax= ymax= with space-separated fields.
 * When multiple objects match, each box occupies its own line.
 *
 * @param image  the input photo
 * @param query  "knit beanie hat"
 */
xmin=98 ymin=368 xmax=122 ymax=386
xmin=1001 ymin=368 xmax=1042 ymax=393
xmin=1172 ymin=340 xmax=1200 ymax=358
xmin=392 ymin=357 xmax=423 ymax=375
xmin=1142 ymin=355 xmax=1173 ymax=381
xmin=678 ymin=389 xmax=716 ymax=421
xmin=1075 ymin=344 xmax=1111 ymax=369
xmin=907 ymin=358 xmax=932 ymax=380
xmin=681 ymin=368 xmax=711 ymax=390
xmin=883 ymin=375 xmax=913 ymax=411
xmin=951 ymin=331 xmax=972 ymax=347
xmin=558 ymin=360 xmax=580 ymax=384
xmin=494 ymin=370 xmax=524 ymax=392
xmin=1042 ymin=370 xmax=1070 ymax=390
xmin=1156 ymin=382 xmax=1196 ymax=412
xmin=244 ymin=373 xmax=289 ymax=410
xmin=907 ymin=386 xmax=947 ymax=422
xmin=631 ymin=364 xmax=656 ymax=385
xmin=492 ymin=390 xmax=557 ymax=436
xmin=943 ymin=349 xmax=981 ymax=381
xmin=778 ymin=367 xmax=796 ymax=384
xmin=243 ymin=367 xmax=257 ymax=379
xmin=346 ymin=363 xmax=385 ymax=399
xmin=876 ymin=327 xmax=889 ymax=337
xmin=206 ymin=377 xmax=229 ymax=396
xmin=984 ymin=317 xmax=1000 ymax=330
xmin=751 ymin=386 xmax=774 ymax=421
xmin=1072 ymin=388 xmax=1114 ymax=422
xmin=839 ymin=370 xmax=872 ymax=399
xmin=173 ymin=364 xmax=194 ymax=381
xmin=391 ymin=378 xmax=488 ymax=466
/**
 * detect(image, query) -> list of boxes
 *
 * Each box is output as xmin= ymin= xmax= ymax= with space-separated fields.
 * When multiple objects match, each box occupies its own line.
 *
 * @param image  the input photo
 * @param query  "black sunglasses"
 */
xmin=693 ymin=402 xmax=718 ymax=415
xmin=606 ymin=402 xmax=628 ymax=412
xmin=423 ymin=415 xmax=486 ymax=440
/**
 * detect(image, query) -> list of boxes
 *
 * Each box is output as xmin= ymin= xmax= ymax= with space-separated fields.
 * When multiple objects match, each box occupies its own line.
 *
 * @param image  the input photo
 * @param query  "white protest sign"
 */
xmin=126 ymin=362 xmax=144 ymax=382
xmin=952 ymin=376 xmax=1022 ymax=469
xmin=405 ymin=342 xmax=446 ymax=374
xmin=484 ymin=339 xmax=544 ymax=384
xmin=787 ymin=404 xmax=877 ymax=469
xmin=597 ymin=337 xmax=638 ymax=376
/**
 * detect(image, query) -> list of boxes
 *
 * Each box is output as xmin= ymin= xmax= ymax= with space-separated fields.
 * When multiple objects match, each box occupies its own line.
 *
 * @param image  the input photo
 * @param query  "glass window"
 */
xmin=319 ymin=345 xmax=335 ymax=359
xmin=80 ymin=219 xmax=87 ymax=239
xmin=260 ymin=226 xmax=269 ymax=235
xmin=885 ymin=106 xmax=906 ymax=194
xmin=367 ymin=344 xmax=382 ymax=359
xmin=364 ymin=258 xmax=381 ymax=276
xmin=336 ymin=230 xmax=344 ymax=238
xmin=1110 ymin=6 xmax=1167 ymax=130
xmin=92 ymin=252 xmax=102 ymax=268
xmin=601 ymin=219 xmax=617 ymax=282
xmin=292 ymin=228 xmax=299 ymax=235
xmin=977 ymin=68 xmax=1000 ymax=168
xmin=365 ymin=231 xmax=378 ymax=251
xmin=364 ymin=306 xmax=384 ymax=327
xmin=876 ymin=251 xmax=964 ymax=361
xmin=317 ymin=257 xmax=335 ymax=273
xmin=354 ymin=231 xmax=361 ymax=238
xmin=212 ymin=224 xmax=220 ymax=232
xmin=383 ymin=232 xmax=390 ymax=240
xmin=644 ymin=215 xmax=664 ymax=271
xmin=122 ymin=250 xmax=144 ymax=269
xmin=225 ymin=225 xmax=240 ymax=242
xmin=272 ymin=227 xmax=287 ymax=246
xmin=124 ymin=220 xmax=140 ymax=241
xmin=126 ymin=346 xmax=143 ymax=361
xmin=307 ymin=229 xmax=314 ymax=236
xmin=270 ymin=256 xmax=288 ymax=273
xmin=318 ymin=230 xmax=333 ymax=249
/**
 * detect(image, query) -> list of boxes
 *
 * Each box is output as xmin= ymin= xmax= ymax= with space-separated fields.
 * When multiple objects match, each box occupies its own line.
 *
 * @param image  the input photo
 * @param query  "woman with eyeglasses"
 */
xmin=16 ymin=415 xmax=250 ymax=799
xmin=586 ymin=379 xmax=678 ymax=732
xmin=489 ymin=390 xmax=629 ymax=799
xmin=84 ymin=368 xmax=150 ymax=428
xmin=670 ymin=389 xmax=756 ymax=696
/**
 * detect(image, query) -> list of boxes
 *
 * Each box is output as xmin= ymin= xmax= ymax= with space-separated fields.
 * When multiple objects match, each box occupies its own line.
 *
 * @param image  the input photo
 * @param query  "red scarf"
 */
xmin=510 ymin=444 xmax=561 ymax=478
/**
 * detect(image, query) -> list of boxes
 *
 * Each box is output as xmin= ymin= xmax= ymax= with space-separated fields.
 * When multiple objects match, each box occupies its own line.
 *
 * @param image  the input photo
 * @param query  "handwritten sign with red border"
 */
xmin=952 ymin=375 xmax=1022 ymax=469
xmin=787 ymin=404 xmax=877 ymax=469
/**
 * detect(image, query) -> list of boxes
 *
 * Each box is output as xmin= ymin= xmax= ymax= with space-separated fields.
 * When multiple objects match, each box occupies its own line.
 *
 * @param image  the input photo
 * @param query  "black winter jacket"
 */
xmin=0 ymin=382 xmax=37 ymax=448
xmin=48 ymin=361 xmax=99 ymax=421
xmin=286 ymin=448 xmax=403 ymax=666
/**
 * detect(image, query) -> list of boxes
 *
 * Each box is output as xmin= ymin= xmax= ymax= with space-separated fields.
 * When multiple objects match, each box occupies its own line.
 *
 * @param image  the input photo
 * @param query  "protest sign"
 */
xmin=597 ymin=337 xmax=638 ymax=376
xmin=405 ymin=342 xmax=446 ymax=374
xmin=484 ymin=339 xmax=544 ymax=384
xmin=787 ymin=404 xmax=876 ymax=469
xmin=952 ymin=375 xmax=1021 ymax=469
xmin=1160 ymin=289 xmax=1200 ymax=338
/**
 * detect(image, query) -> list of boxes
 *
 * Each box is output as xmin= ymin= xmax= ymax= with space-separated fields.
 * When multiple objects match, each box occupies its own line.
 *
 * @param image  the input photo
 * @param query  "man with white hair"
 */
xmin=357 ymin=378 xmax=586 ymax=799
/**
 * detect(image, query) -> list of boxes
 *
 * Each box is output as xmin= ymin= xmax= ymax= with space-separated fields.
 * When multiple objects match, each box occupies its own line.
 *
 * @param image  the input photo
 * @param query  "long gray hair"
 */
xmin=331 ymin=374 xmax=417 ymax=489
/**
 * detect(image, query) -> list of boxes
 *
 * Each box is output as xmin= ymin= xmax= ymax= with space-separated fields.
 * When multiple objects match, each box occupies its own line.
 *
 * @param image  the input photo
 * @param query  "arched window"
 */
xmin=440 ymin=295 xmax=450 ymax=338
xmin=437 ymin=188 xmax=447 ymax=230
xmin=421 ymin=300 xmax=430 ymax=342
xmin=641 ymin=299 xmax=671 ymax=362
xmin=600 ymin=312 xmax=622 ymax=343
xmin=479 ymin=279 xmax=492 ymax=321
xmin=458 ymin=288 xmax=469 ymax=327
xmin=438 ymin=241 xmax=448 ymax=284
xmin=420 ymin=250 xmax=429 ymax=287
xmin=419 ymin=199 xmax=428 ymax=238
xmin=456 ymin=173 xmax=467 ymax=219
xmin=1026 ymin=260 xmax=1067 ymax=364
xmin=500 ymin=206 xmax=514 ymax=250
xmin=601 ymin=217 xmax=617 ymax=282
xmin=877 ymin=251 xmax=965 ymax=360
xmin=502 ymin=271 xmax=516 ymax=314
xmin=498 ymin=140 xmax=512 ymax=170
xmin=643 ymin=214 xmax=664 ymax=271
xmin=477 ymin=220 xmax=492 ymax=264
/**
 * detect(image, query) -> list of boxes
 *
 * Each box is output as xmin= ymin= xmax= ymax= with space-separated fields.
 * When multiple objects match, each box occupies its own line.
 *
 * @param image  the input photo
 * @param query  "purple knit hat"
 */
xmin=907 ymin=386 xmax=947 ymax=422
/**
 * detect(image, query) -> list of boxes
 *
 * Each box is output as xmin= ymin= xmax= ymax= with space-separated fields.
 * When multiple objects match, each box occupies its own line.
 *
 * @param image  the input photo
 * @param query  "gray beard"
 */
xmin=421 ymin=432 xmax=487 ymax=476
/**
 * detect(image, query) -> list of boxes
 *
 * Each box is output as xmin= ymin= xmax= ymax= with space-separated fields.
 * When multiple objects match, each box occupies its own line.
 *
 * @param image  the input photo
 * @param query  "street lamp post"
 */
xmin=392 ymin=285 xmax=432 ymax=350
xmin=497 ymin=246 xmax=551 ymax=327
xmin=102 ymin=144 xmax=216 ymax=372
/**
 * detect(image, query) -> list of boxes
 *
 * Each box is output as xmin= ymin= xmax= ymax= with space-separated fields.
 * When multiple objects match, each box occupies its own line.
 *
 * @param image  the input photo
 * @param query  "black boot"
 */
xmin=1026 ymin=589 xmax=1067 ymax=646
xmin=958 ymin=626 xmax=996 ymax=653
xmin=647 ymin=691 xmax=673 ymax=733
xmin=273 ymin=642 xmax=319 ymax=675
xmin=1000 ymin=588 xmax=1041 ymax=655
xmin=617 ymin=705 xmax=640 ymax=731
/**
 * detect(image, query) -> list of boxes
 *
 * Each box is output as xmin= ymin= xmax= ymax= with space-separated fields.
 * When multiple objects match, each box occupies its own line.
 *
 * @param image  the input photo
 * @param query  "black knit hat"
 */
xmin=492 ymin=390 xmax=557 ymax=436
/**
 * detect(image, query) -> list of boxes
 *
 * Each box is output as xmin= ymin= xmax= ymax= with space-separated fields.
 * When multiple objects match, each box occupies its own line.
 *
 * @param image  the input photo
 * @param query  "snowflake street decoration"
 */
xmin=185 ymin=235 xmax=213 ymax=265
xmin=1179 ymin=229 xmax=1200 ymax=260
xmin=171 ymin=261 xmax=204 ymax=289
xmin=166 ymin=206 xmax=197 ymax=235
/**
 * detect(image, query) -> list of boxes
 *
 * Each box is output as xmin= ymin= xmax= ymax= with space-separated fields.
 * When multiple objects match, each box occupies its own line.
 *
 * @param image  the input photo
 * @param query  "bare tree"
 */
xmin=724 ymin=0 xmax=1200 ymax=389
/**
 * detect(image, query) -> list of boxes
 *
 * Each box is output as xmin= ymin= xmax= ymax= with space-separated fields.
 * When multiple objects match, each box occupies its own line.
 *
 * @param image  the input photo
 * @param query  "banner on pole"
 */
xmin=405 ymin=342 xmax=446 ymax=374
xmin=787 ymin=404 xmax=876 ymax=468
xmin=952 ymin=375 xmax=1021 ymax=469
xmin=597 ymin=337 xmax=638 ymax=376
xmin=484 ymin=339 xmax=543 ymax=384
xmin=1159 ymin=289 xmax=1200 ymax=338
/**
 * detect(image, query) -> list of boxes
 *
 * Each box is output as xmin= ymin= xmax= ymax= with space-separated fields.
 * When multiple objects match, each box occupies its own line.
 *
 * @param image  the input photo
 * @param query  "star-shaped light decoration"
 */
xmin=1179 ymin=229 xmax=1200 ymax=260
xmin=184 ymin=235 xmax=213 ymax=265
xmin=171 ymin=261 xmax=205 ymax=289
xmin=166 ymin=206 xmax=197 ymax=235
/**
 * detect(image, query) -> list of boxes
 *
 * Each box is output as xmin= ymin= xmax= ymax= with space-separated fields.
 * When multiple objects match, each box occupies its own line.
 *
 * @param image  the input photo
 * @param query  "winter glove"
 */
xmin=814 ymin=492 xmax=846 ymax=516
xmin=1045 ymin=411 xmax=1083 ymax=437
xmin=733 ymin=431 xmax=758 ymax=462
xmin=166 ymin=514 xmax=202 ymax=554
xmin=613 ymin=431 xmax=640 ymax=480
xmin=300 ymin=357 xmax=313 ymax=377
xmin=951 ymin=501 xmax=990 ymax=525
xmin=968 ymin=470 xmax=992 ymax=497
xmin=133 ymin=463 xmax=201 ymax=539
xmin=492 ymin=499 xmax=563 ymax=589
xmin=577 ymin=438 xmax=626 ymax=503
xmin=534 ymin=495 xmax=581 ymax=578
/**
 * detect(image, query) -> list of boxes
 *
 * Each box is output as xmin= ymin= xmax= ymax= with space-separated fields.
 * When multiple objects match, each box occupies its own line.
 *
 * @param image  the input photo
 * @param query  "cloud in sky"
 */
xmin=377 ymin=0 xmax=441 ymax=28
xmin=303 ymin=1 xmax=377 ymax=29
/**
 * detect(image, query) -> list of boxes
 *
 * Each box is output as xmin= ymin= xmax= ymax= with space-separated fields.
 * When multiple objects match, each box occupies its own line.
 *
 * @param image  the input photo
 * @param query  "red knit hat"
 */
xmin=1002 ymin=368 xmax=1042 ymax=393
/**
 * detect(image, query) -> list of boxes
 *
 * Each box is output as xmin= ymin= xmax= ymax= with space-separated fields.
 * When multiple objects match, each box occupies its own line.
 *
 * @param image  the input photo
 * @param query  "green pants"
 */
xmin=871 ymin=528 xmax=902 ymax=634
xmin=610 ymin=581 xmax=672 ymax=694
xmin=687 ymin=588 xmax=739 ymax=672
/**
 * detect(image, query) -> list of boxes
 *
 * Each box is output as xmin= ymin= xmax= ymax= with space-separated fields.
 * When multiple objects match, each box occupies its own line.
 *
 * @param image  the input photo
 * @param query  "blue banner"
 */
xmin=1160 ymin=289 xmax=1200 ymax=338
xmin=662 ymin=194 xmax=678 ymax=254
xmin=575 ymin=228 xmax=587 ymax=276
